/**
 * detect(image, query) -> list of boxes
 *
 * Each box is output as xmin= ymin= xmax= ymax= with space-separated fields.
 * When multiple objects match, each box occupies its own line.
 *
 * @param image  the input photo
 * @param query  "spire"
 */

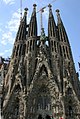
xmin=56 ymin=9 xmax=62 ymax=25
xmin=11 ymin=8 xmax=28 ymax=58
xmin=48 ymin=4 xmax=57 ymax=37
xmin=56 ymin=9 xmax=69 ymax=44
xmin=56 ymin=9 xmax=73 ymax=60
xmin=28 ymin=4 xmax=37 ymax=37
xmin=15 ymin=8 xmax=28 ymax=41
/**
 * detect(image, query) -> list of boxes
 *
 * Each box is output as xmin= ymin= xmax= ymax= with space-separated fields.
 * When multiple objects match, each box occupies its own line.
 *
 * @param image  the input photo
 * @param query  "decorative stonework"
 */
xmin=1 ymin=4 xmax=80 ymax=119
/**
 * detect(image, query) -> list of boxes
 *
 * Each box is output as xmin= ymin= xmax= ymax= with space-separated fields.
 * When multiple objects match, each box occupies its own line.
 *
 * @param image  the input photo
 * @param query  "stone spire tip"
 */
xmin=24 ymin=8 xmax=28 ymax=15
xmin=48 ymin=4 xmax=52 ymax=11
xmin=33 ymin=4 xmax=37 ymax=12
xmin=56 ymin=9 xmax=60 ymax=13
xmin=48 ymin=4 xmax=52 ymax=8
xmin=56 ymin=9 xmax=62 ymax=24
xmin=33 ymin=4 xmax=37 ymax=7
xmin=33 ymin=4 xmax=37 ymax=9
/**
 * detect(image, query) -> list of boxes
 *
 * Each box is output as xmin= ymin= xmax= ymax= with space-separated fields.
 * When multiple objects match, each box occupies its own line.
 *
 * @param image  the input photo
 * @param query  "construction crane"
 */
xmin=37 ymin=7 xmax=45 ymax=32
xmin=20 ymin=0 xmax=58 ymax=29
xmin=36 ymin=0 xmax=57 ymax=32
xmin=20 ymin=0 xmax=22 ymax=21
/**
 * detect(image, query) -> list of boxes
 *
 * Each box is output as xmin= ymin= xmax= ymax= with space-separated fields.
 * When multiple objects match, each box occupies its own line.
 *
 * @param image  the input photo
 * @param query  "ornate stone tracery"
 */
xmin=1 ymin=4 xmax=80 ymax=119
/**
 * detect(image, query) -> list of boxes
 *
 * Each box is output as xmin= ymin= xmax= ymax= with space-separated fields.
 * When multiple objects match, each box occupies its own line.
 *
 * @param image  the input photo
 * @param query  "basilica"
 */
xmin=1 ymin=4 xmax=80 ymax=119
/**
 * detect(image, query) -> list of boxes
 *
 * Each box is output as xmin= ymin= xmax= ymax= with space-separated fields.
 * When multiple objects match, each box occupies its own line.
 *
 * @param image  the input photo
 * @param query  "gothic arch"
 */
xmin=26 ymin=83 xmax=52 ymax=119
xmin=64 ymin=86 xmax=80 ymax=118
xmin=27 ymin=69 xmax=63 ymax=119
xmin=33 ymin=60 xmax=53 ymax=81
xmin=3 ymin=82 xmax=21 ymax=119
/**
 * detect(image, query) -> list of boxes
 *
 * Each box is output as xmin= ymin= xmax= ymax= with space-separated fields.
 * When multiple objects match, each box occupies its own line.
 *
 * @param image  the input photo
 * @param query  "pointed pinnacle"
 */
xmin=48 ymin=4 xmax=52 ymax=13
xmin=24 ymin=8 xmax=28 ymax=15
xmin=56 ymin=9 xmax=60 ymax=16
xmin=48 ymin=4 xmax=52 ymax=9
xmin=56 ymin=9 xmax=61 ymax=24
xmin=33 ymin=4 xmax=37 ymax=11
xmin=56 ymin=9 xmax=60 ymax=13
xmin=33 ymin=4 xmax=37 ymax=7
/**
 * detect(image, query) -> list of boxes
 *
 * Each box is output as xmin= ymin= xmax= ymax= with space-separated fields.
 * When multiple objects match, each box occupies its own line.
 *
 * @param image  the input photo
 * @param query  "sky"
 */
xmin=0 ymin=0 xmax=80 ymax=78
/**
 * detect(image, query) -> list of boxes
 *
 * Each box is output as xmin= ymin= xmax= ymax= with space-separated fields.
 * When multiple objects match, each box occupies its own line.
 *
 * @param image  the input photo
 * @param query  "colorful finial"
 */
xmin=48 ymin=4 xmax=52 ymax=12
xmin=24 ymin=8 xmax=28 ymax=16
xmin=56 ymin=9 xmax=61 ymax=24
xmin=56 ymin=9 xmax=60 ymax=13
xmin=33 ymin=4 xmax=37 ymax=11
xmin=48 ymin=4 xmax=52 ymax=9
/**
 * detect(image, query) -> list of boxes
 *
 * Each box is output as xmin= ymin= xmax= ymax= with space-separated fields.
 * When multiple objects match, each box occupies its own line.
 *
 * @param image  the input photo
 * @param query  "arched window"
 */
xmin=12 ymin=46 xmax=16 ymax=58
xmin=35 ymin=59 xmax=38 ymax=70
xmin=63 ymin=46 xmax=66 ymax=58
xmin=46 ymin=40 xmax=49 ymax=47
xmin=33 ymin=40 xmax=35 ymax=50
xmin=59 ymin=29 xmax=63 ymax=41
xmin=37 ymin=85 xmax=51 ymax=110
xmin=50 ymin=22 xmax=52 ymax=37
xmin=19 ymin=44 xmax=22 ymax=56
xmin=67 ymin=87 xmax=72 ymax=95
xmin=69 ymin=106 xmax=73 ymax=117
xmin=16 ymin=45 xmax=19 ymax=56
xmin=39 ymin=65 xmax=48 ymax=77
xmin=22 ymin=44 xmax=26 ymax=55
xmin=14 ymin=97 xmax=19 ymax=117
xmin=37 ymin=96 xmax=51 ymax=110
xmin=59 ymin=45 xmax=62 ymax=56
xmin=66 ymin=46 xmax=69 ymax=59
xmin=51 ymin=41 xmax=53 ymax=51
xmin=54 ymin=41 xmax=56 ymax=52
xmin=30 ymin=40 xmax=32 ymax=51
xmin=27 ymin=41 xmax=29 ymax=53
xmin=69 ymin=100 xmax=72 ymax=104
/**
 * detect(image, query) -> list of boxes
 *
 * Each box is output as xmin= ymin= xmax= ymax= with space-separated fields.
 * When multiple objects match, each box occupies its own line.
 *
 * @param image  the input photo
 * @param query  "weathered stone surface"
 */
xmin=0 ymin=4 xmax=80 ymax=119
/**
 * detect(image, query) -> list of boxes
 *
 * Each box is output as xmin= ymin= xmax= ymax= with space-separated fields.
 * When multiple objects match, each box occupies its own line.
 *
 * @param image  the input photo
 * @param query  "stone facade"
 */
xmin=0 ymin=57 xmax=10 ymax=119
xmin=1 ymin=4 xmax=80 ymax=119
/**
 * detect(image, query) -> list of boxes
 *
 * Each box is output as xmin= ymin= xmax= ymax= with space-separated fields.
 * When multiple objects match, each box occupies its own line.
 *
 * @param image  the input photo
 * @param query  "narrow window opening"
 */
xmin=33 ymin=40 xmax=35 ymax=50
xmin=51 ymin=41 xmax=53 ymax=51
xmin=63 ymin=46 xmax=66 ymax=58
xmin=66 ymin=46 xmax=69 ymax=59
xmin=16 ymin=45 xmax=19 ymax=56
xmin=67 ymin=87 xmax=72 ymax=95
xmin=22 ymin=44 xmax=26 ymax=55
xmin=12 ymin=46 xmax=16 ymax=58
xmin=59 ymin=46 xmax=62 ymax=56
xmin=19 ymin=44 xmax=22 ymax=56
xmin=37 ymin=40 xmax=39 ymax=46
xmin=46 ymin=41 xmax=49 ymax=47
xmin=54 ymin=41 xmax=56 ymax=52
xmin=69 ymin=106 xmax=73 ymax=117
xmin=30 ymin=40 xmax=32 ymax=51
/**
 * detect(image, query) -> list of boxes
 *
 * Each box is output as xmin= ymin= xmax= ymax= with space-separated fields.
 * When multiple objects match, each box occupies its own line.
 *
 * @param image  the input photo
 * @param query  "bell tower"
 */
xmin=1 ymin=4 xmax=80 ymax=119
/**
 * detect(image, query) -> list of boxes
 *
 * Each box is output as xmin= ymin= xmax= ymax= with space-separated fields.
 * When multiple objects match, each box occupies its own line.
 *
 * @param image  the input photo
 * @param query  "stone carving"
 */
xmin=1 ymin=4 xmax=80 ymax=119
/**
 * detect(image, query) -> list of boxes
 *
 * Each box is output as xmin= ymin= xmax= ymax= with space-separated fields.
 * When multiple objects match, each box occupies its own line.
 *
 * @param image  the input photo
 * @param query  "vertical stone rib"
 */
xmin=28 ymin=4 xmax=37 ymax=37
xmin=56 ymin=9 xmax=73 ymax=60
xmin=48 ymin=4 xmax=57 ymax=38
